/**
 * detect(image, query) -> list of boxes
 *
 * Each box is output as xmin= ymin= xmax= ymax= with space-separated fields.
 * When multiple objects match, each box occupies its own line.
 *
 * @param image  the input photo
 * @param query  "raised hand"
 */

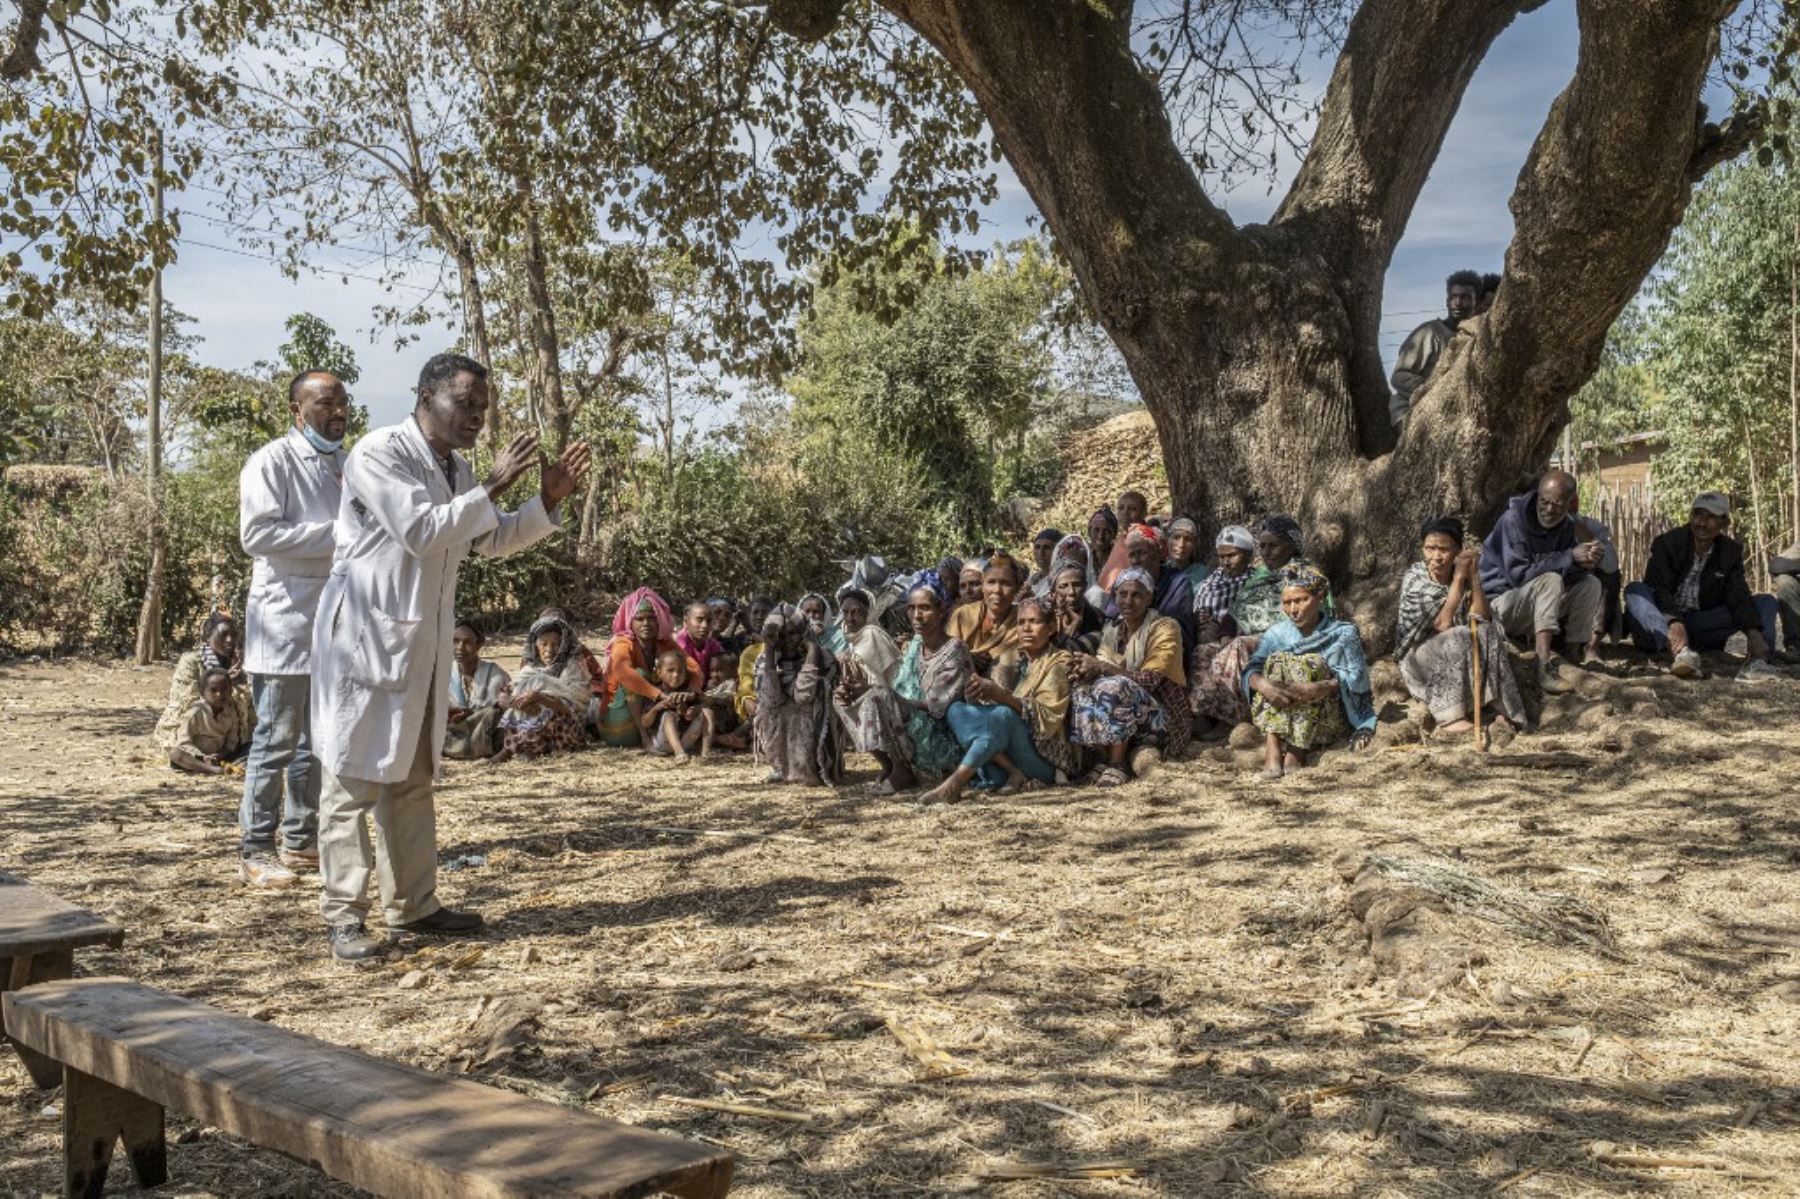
xmin=540 ymin=442 xmax=593 ymax=509
xmin=483 ymin=432 xmax=540 ymax=500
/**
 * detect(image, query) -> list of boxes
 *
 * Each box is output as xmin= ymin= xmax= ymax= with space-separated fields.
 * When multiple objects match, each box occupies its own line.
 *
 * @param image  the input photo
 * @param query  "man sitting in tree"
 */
xmin=1389 ymin=269 xmax=1481 ymax=427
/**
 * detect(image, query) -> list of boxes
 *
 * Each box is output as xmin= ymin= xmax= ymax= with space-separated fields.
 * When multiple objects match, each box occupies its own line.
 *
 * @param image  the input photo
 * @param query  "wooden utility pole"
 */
xmin=133 ymin=129 xmax=166 ymax=666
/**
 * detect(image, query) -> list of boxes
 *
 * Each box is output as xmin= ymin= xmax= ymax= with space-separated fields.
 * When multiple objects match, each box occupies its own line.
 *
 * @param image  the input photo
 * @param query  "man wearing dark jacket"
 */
xmin=1624 ymin=492 xmax=1779 ymax=679
xmin=1478 ymin=469 xmax=1603 ymax=693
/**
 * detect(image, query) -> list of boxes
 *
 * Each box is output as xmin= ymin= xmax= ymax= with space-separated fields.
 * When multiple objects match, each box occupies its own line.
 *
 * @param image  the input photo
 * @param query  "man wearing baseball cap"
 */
xmin=1624 ymin=491 xmax=1781 ymax=680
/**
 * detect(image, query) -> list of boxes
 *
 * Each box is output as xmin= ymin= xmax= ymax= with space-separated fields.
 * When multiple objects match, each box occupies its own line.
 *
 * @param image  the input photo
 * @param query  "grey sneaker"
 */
xmin=327 ymin=922 xmax=385 ymax=962
xmin=1737 ymin=658 xmax=1779 ymax=683
xmin=1670 ymin=649 xmax=1704 ymax=679
xmin=1537 ymin=656 xmax=1575 ymax=694
xmin=240 ymin=853 xmax=298 ymax=888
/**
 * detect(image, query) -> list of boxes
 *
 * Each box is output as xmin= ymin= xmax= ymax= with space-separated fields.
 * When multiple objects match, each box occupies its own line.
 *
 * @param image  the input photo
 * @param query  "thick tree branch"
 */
xmin=1688 ymin=106 xmax=1765 ymax=181
xmin=765 ymin=0 xmax=850 ymax=41
xmin=1 ymin=0 xmax=49 ymax=81
xmin=1397 ymin=0 xmax=1729 ymax=511
xmin=1272 ymin=0 xmax=1543 ymax=451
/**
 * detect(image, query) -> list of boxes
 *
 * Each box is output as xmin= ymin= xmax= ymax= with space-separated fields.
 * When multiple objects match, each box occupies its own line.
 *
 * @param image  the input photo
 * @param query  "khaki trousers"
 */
xmin=318 ymin=693 xmax=441 ymax=928
xmin=1492 ymin=570 xmax=1602 ymax=651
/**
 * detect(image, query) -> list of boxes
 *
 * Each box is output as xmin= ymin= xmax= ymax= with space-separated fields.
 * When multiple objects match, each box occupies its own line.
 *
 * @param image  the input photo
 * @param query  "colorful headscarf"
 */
xmin=1125 ymin=522 xmax=1163 ymax=550
xmin=612 ymin=587 xmax=673 ymax=639
xmin=1259 ymin=515 xmax=1305 ymax=555
xmin=909 ymin=569 xmax=953 ymax=611
xmin=1216 ymin=524 xmax=1256 ymax=554
xmin=1113 ymin=565 xmax=1156 ymax=596
xmin=1279 ymin=562 xmax=1331 ymax=595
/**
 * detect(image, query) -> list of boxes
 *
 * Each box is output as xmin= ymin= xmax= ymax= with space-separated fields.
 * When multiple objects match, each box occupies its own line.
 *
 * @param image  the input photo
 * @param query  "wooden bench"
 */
xmin=5 ymin=978 xmax=734 ymax=1199
xmin=0 ymin=870 xmax=124 ymax=1088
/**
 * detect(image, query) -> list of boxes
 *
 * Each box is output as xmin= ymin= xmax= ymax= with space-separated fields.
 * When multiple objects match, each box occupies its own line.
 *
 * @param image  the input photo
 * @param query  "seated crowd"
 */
xmin=155 ymin=476 xmax=1799 ymax=790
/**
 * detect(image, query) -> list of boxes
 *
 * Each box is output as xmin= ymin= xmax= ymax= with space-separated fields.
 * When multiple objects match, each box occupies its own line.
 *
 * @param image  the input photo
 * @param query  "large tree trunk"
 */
xmin=789 ymin=0 xmax=1744 ymax=648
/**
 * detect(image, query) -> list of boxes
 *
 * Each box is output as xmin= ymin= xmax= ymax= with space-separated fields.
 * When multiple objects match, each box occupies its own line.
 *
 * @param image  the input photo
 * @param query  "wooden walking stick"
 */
xmin=1470 ymin=611 xmax=1487 ymax=753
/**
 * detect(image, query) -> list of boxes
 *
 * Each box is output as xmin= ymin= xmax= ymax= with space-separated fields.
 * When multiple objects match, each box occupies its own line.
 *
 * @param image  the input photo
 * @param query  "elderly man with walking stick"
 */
xmin=311 ymin=352 xmax=591 ymax=962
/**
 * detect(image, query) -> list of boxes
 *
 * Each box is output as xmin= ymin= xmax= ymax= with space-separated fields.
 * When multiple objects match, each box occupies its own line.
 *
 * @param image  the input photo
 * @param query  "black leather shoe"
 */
xmin=391 ymin=906 xmax=485 ymax=935
xmin=327 ymin=922 xmax=386 ymax=962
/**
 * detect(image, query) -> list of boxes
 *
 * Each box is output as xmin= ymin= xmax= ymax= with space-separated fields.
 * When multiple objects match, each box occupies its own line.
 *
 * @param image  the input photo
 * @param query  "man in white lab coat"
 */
xmin=312 ymin=353 xmax=590 ymax=961
xmin=237 ymin=371 xmax=350 ymax=888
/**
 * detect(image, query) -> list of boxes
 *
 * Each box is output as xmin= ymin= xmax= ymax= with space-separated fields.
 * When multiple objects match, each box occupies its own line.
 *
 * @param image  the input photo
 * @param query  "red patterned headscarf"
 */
xmin=612 ymin=587 xmax=673 ymax=639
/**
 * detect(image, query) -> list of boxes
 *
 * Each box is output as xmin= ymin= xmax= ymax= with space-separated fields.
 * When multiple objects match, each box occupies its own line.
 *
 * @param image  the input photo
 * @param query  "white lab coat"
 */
xmin=311 ymin=418 xmax=559 ymax=784
xmin=239 ymin=427 xmax=346 ymax=675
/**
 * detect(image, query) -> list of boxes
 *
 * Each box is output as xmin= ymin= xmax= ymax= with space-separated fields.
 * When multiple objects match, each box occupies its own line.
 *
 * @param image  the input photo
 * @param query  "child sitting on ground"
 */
xmin=169 ymin=668 xmax=254 ymax=775
xmin=641 ymin=648 xmax=712 ymax=763
xmin=702 ymin=651 xmax=749 ymax=751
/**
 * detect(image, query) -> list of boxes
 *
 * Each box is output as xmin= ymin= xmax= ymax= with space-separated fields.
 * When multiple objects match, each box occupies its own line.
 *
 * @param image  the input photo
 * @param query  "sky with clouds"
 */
xmin=163 ymin=4 xmax=1592 ymax=429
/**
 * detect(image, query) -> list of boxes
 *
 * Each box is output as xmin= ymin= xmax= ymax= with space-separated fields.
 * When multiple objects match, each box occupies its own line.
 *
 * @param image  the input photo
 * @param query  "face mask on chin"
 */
xmin=300 ymin=423 xmax=344 ymax=454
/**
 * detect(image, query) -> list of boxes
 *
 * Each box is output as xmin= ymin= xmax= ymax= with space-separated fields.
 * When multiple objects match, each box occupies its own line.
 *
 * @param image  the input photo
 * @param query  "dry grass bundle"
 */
xmin=1359 ymin=852 xmax=1622 ymax=960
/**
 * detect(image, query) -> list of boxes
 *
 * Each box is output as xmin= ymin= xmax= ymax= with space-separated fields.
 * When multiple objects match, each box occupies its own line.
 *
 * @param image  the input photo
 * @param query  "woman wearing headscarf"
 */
xmin=154 ymin=612 xmax=255 ymax=757
xmin=798 ymin=592 xmax=846 ymax=655
xmin=1244 ymin=563 xmax=1376 ymax=778
xmin=1190 ymin=516 xmax=1332 ymax=729
xmin=1106 ymin=523 xmax=1196 ymax=650
xmin=1164 ymin=518 xmax=1212 ymax=592
xmin=892 ymin=571 xmax=974 ymax=781
xmin=599 ymin=587 xmax=699 ymax=748
xmin=1069 ymin=567 xmax=1190 ymax=786
xmin=956 ymin=561 xmax=986 ymax=609
xmin=1396 ymin=516 xmax=1526 ymax=735
xmin=947 ymin=551 xmax=1025 ymax=689
xmin=498 ymin=614 xmax=590 ymax=759
xmin=928 ymin=594 xmax=1076 ymax=803
xmin=1033 ymin=532 xmax=1088 ymax=599
xmin=755 ymin=603 xmax=840 ymax=785
xmin=831 ymin=587 xmax=915 ymax=793
xmin=1044 ymin=534 xmax=1107 ymax=654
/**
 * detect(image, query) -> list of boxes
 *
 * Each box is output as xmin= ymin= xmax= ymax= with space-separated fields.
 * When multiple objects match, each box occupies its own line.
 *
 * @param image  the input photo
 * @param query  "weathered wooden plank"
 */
xmin=7 ymin=946 xmax=73 ymax=1087
xmin=0 ymin=872 xmax=124 ymax=958
xmin=63 ymin=1065 xmax=167 ymax=1198
xmin=5 ymin=978 xmax=733 ymax=1199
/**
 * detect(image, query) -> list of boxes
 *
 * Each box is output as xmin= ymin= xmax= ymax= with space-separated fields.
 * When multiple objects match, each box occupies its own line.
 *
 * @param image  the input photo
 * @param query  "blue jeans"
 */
xmin=240 ymin=673 xmax=321 ymax=857
xmin=1622 ymin=582 xmax=1778 ymax=655
xmin=945 ymin=702 xmax=1057 ymax=789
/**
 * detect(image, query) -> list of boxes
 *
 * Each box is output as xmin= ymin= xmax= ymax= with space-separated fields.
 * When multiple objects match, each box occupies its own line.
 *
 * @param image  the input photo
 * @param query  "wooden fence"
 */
xmin=1591 ymin=484 xmax=1673 ymax=586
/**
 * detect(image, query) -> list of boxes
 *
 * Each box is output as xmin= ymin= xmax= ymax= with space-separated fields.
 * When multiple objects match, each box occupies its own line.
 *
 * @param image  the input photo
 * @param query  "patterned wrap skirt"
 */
xmin=1249 ymin=652 xmax=1348 ymax=750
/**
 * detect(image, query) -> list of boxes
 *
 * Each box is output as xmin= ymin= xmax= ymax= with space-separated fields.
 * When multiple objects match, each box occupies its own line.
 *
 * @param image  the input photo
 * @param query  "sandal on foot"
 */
xmin=1095 ymin=766 xmax=1129 ymax=788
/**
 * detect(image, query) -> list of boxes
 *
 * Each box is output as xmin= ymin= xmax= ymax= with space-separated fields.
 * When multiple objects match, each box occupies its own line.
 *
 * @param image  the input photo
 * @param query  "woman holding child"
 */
xmin=154 ymin=612 xmax=255 ymax=760
xmin=600 ymin=588 xmax=700 ymax=748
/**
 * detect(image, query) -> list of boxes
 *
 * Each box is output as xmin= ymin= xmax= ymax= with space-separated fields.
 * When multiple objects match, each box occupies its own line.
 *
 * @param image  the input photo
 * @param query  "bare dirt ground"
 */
xmin=3 ymin=645 xmax=1799 ymax=1197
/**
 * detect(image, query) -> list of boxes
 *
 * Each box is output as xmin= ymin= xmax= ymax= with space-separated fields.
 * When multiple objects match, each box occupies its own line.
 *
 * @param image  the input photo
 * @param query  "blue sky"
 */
xmin=164 ymin=4 xmax=1589 ymax=428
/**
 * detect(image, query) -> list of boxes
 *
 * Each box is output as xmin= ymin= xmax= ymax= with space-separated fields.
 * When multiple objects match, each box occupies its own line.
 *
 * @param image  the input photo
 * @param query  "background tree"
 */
xmin=1572 ymin=155 xmax=1800 ymax=585
xmin=747 ymin=0 xmax=1800 ymax=641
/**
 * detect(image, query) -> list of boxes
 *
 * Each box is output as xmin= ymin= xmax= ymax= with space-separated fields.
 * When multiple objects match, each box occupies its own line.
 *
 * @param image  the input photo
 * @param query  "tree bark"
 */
xmin=521 ymin=195 xmax=572 ymax=453
xmin=816 ymin=0 xmax=1744 ymax=647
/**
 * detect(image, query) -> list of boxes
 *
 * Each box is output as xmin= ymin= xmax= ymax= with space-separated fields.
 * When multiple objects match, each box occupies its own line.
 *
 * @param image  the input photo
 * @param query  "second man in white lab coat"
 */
xmin=236 ymin=370 xmax=350 ymax=887
xmin=311 ymin=353 xmax=590 ymax=961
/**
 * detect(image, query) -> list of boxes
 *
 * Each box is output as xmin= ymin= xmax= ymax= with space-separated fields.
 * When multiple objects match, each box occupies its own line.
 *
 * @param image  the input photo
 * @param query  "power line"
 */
xmin=178 ymin=237 xmax=443 ymax=294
